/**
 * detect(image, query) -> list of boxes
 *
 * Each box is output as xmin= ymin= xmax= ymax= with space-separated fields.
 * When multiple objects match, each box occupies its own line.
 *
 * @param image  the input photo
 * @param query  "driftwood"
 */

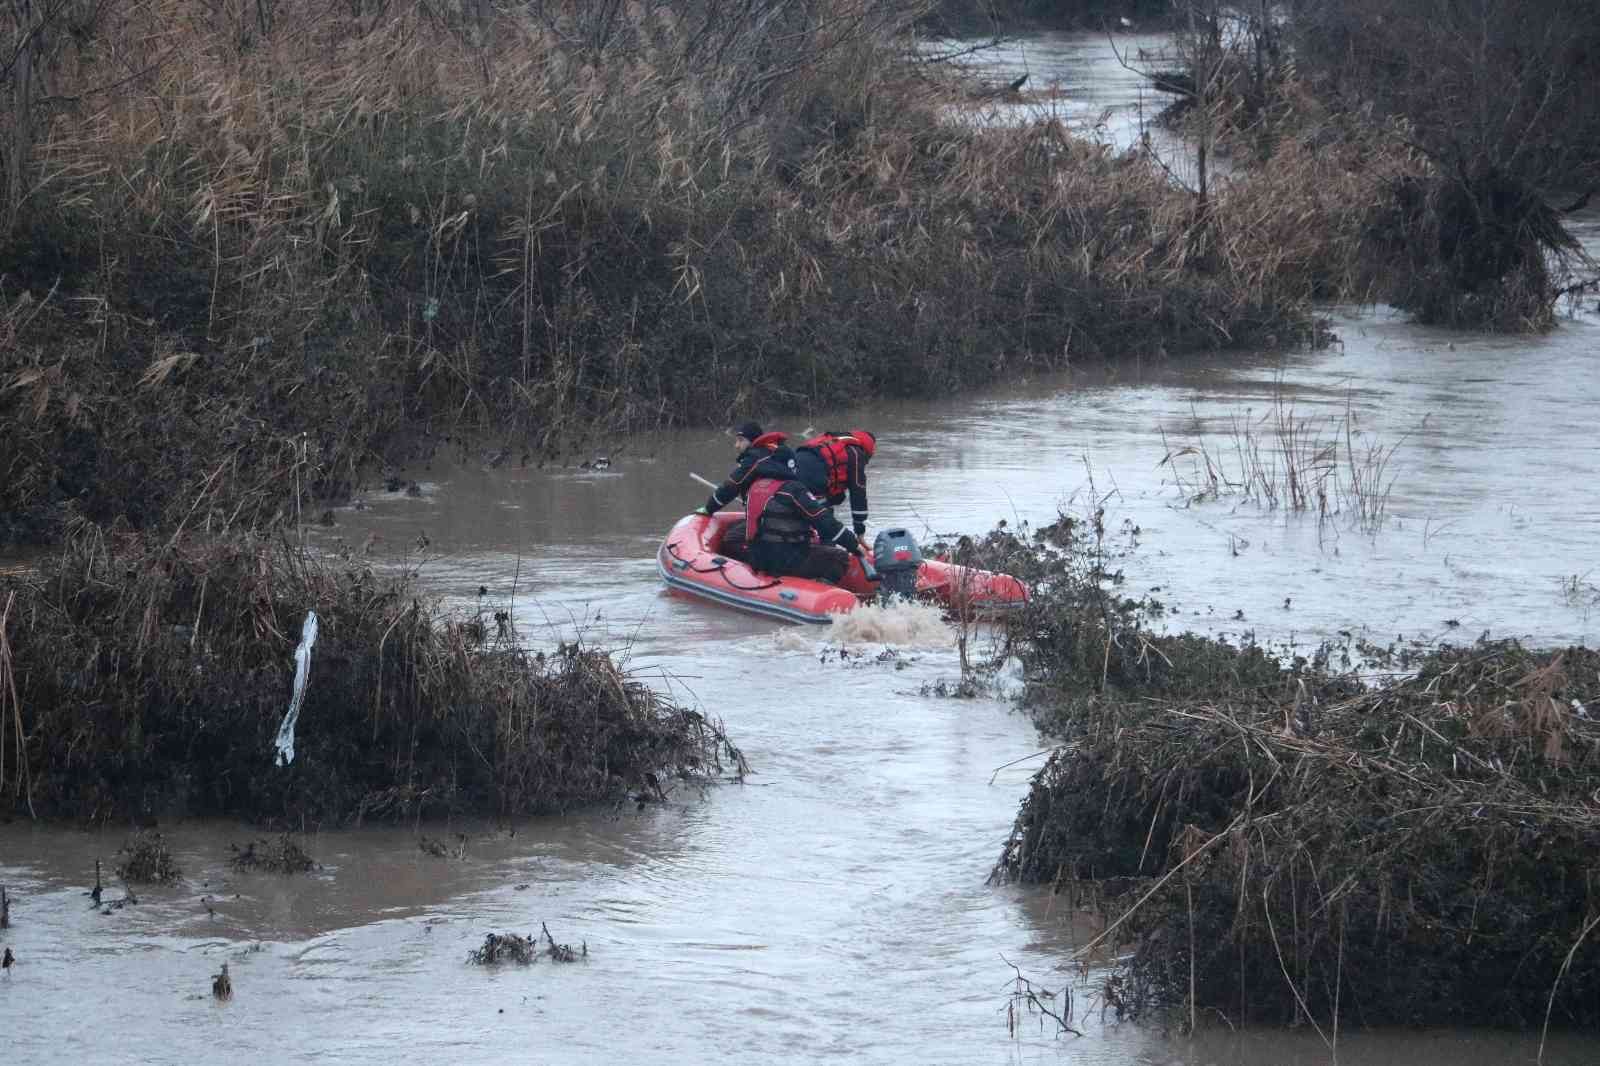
xmin=467 ymin=922 xmax=587 ymax=966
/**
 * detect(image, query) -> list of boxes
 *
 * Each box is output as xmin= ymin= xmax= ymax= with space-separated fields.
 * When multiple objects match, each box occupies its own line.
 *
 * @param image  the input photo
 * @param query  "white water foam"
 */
xmin=769 ymin=600 xmax=957 ymax=652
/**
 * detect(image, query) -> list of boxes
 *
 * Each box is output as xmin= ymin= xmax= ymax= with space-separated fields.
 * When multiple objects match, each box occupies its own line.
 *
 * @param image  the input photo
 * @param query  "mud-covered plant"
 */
xmin=467 ymin=923 xmax=586 ymax=965
xmin=115 ymin=830 xmax=182 ymax=884
xmin=229 ymin=834 xmax=316 ymax=874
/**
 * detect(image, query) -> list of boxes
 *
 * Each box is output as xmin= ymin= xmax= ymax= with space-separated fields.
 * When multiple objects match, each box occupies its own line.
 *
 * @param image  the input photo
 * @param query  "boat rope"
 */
xmin=665 ymin=540 xmax=782 ymax=591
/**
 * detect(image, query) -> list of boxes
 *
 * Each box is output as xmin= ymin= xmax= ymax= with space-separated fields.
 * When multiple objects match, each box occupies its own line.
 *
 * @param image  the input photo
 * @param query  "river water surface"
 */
xmin=4 ymin=31 xmax=1600 ymax=1066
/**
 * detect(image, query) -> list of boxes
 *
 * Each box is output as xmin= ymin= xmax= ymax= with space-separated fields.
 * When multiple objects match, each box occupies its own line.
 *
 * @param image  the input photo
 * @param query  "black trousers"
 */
xmin=718 ymin=522 xmax=752 ymax=561
xmin=749 ymin=539 xmax=850 ymax=584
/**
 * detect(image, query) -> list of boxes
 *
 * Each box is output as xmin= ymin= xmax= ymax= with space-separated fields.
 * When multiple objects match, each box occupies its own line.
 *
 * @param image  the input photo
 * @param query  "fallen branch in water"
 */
xmin=1002 ymin=955 xmax=1082 ymax=1038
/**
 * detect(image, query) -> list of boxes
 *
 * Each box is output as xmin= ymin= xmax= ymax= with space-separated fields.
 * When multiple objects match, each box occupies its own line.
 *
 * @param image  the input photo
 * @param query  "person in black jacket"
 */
xmin=742 ymin=475 xmax=868 ymax=584
xmin=793 ymin=429 xmax=875 ymax=537
xmin=696 ymin=421 xmax=797 ymax=517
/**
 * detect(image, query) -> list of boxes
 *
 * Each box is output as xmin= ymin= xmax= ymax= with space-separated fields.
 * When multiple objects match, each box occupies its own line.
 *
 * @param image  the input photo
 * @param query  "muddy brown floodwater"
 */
xmin=5 ymin=31 xmax=1600 ymax=1066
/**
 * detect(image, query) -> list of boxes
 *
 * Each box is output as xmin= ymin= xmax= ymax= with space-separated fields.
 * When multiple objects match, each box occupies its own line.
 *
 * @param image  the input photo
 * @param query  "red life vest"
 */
xmin=744 ymin=477 xmax=812 ymax=543
xmin=745 ymin=477 xmax=783 ymax=543
xmin=800 ymin=433 xmax=868 ymax=500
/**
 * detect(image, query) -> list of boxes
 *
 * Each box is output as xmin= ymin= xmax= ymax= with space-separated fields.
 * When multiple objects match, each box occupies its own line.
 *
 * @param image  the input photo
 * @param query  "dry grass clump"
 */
xmin=229 ymin=834 xmax=316 ymax=874
xmin=1363 ymin=168 xmax=1589 ymax=331
xmin=994 ymin=618 xmax=1600 ymax=1028
xmin=115 ymin=830 xmax=182 ymax=884
xmin=0 ymin=521 xmax=745 ymax=823
xmin=969 ymin=519 xmax=1600 ymax=1029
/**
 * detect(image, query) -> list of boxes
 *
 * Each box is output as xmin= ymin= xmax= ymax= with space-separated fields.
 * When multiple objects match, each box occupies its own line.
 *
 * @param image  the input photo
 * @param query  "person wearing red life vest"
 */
xmin=741 ymin=474 xmax=866 ymax=583
xmin=793 ymin=430 xmax=875 ymax=537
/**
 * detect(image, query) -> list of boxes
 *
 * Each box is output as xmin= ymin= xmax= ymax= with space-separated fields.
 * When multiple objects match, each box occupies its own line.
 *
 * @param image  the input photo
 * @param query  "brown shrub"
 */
xmin=0 ymin=524 xmax=745 ymax=823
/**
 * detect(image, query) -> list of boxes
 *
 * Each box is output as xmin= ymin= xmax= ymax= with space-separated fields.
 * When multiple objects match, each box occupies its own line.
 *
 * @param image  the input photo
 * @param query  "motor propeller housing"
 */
xmin=871 ymin=528 xmax=923 ymax=603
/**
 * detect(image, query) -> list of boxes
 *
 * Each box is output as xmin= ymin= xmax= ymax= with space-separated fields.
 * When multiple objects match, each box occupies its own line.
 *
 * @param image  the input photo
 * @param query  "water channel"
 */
xmin=4 ymin=29 xmax=1599 ymax=1066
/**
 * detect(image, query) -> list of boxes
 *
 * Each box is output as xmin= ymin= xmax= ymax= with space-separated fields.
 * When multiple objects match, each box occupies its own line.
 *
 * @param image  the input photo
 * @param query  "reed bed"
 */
xmin=983 ymin=518 xmax=1600 ymax=1031
xmin=2 ymin=0 xmax=1367 ymax=545
xmin=1159 ymin=387 xmax=1404 ymax=535
xmin=0 ymin=522 xmax=743 ymax=823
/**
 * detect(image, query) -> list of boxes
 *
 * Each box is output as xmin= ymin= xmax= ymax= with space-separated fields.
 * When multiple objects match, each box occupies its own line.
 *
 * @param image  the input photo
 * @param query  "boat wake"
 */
xmin=770 ymin=601 xmax=956 ymax=651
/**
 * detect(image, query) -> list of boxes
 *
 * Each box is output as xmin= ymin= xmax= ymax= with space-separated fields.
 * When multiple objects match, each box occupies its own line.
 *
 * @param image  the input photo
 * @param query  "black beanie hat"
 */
xmin=733 ymin=420 xmax=763 ymax=441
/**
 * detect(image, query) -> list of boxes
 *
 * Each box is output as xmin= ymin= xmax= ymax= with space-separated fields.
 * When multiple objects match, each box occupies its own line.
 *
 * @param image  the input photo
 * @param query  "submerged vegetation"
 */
xmin=229 ymin=834 xmax=317 ymax=874
xmin=0 ymin=527 xmax=744 ymax=823
xmin=467 ymin=923 xmax=585 ymax=965
xmin=115 ymin=829 xmax=182 ymax=884
xmin=1159 ymin=385 xmax=1405 ymax=535
xmin=980 ymin=514 xmax=1600 ymax=1030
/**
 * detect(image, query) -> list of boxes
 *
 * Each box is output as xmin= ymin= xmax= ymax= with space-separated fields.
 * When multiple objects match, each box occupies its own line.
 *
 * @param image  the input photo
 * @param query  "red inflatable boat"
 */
xmin=657 ymin=512 xmax=1027 ymax=625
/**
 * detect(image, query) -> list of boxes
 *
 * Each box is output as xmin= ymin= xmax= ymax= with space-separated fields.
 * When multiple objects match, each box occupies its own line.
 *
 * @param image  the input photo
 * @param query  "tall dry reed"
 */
xmin=3 ymin=0 xmax=1374 ymax=543
xmin=1160 ymin=385 xmax=1405 ymax=535
xmin=0 ymin=521 xmax=744 ymax=822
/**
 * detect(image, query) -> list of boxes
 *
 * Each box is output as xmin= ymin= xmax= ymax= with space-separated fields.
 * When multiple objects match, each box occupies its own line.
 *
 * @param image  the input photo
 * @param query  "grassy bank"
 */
xmin=2 ymin=0 xmax=1350 ymax=546
xmin=0 ymin=526 xmax=743 ymax=824
xmin=980 ymin=518 xmax=1600 ymax=1030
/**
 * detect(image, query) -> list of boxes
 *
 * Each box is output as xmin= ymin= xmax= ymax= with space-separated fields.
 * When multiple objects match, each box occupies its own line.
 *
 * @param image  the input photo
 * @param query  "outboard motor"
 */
xmin=871 ymin=528 xmax=923 ymax=604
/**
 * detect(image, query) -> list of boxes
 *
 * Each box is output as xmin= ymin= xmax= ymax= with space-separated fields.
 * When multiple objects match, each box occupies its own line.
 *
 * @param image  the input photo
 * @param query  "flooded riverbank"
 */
xmin=8 ymin=290 xmax=1597 ymax=1061
xmin=6 ymin=30 xmax=1600 ymax=1065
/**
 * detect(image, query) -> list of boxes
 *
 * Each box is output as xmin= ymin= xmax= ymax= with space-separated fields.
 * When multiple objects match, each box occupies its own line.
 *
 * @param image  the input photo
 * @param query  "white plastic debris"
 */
xmin=274 ymin=610 xmax=319 ymax=766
